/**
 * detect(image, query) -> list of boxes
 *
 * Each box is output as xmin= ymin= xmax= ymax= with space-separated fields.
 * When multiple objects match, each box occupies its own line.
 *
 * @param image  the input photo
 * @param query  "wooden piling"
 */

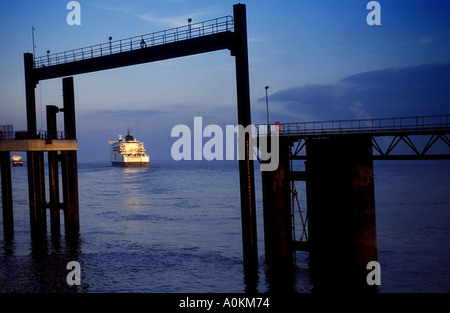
xmin=262 ymin=137 xmax=293 ymax=264
xmin=27 ymin=151 xmax=47 ymax=238
xmin=0 ymin=151 xmax=14 ymax=238
xmin=47 ymin=105 xmax=61 ymax=236
xmin=305 ymin=135 xmax=377 ymax=290
xmin=62 ymin=77 xmax=80 ymax=237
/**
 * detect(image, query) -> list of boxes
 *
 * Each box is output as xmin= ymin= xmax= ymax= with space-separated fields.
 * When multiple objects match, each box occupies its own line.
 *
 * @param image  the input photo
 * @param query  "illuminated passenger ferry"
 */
xmin=108 ymin=131 xmax=149 ymax=167
xmin=11 ymin=154 xmax=23 ymax=167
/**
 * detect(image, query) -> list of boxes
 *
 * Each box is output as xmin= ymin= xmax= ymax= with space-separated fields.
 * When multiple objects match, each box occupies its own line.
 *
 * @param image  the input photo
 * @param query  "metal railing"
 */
xmin=0 ymin=125 xmax=14 ymax=140
xmin=0 ymin=130 xmax=68 ymax=140
xmin=258 ymin=114 xmax=450 ymax=137
xmin=34 ymin=16 xmax=234 ymax=69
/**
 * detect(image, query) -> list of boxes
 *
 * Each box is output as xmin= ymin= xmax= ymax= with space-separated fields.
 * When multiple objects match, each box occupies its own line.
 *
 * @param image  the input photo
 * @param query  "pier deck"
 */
xmin=0 ymin=139 xmax=77 ymax=152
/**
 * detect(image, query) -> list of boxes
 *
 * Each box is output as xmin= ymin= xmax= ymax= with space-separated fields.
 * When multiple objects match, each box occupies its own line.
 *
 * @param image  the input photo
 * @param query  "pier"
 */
xmin=1 ymin=3 xmax=449 ymax=291
xmin=0 ymin=78 xmax=79 ymax=240
xmin=2 ymin=4 xmax=258 ymax=280
xmin=260 ymin=114 xmax=450 ymax=290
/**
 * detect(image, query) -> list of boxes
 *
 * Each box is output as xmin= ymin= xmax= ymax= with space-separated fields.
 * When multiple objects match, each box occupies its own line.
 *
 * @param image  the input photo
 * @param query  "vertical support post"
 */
xmin=63 ymin=78 xmax=77 ymax=140
xmin=232 ymin=3 xmax=258 ymax=284
xmin=305 ymin=135 xmax=377 ymax=291
xmin=38 ymin=151 xmax=46 ymax=233
xmin=0 ymin=151 xmax=14 ymax=238
xmin=62 ymin=77 xmax=79 ymax=237
xmin=24 ymin=53 xmax=37 ymax=135
xmin=26 ymin=150 xmax=47 ymax=239
xmin=262 ymin=137 xmax=292 ymax=264
xmin=25 ymin=52 xmax=47 ymax=239
xmin=47 ymin=105 xmax=61 ymax=236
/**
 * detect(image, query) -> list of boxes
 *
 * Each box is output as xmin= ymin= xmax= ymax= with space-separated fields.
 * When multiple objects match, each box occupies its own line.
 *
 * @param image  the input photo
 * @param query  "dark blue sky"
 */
xmin=1 ymin=1 xmax=449 ymax=161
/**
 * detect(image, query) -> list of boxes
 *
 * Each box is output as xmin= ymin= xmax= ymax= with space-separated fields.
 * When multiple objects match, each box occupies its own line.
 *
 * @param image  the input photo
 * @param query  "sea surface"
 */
xmin=0 ymin=159 xmax=449 ymax=293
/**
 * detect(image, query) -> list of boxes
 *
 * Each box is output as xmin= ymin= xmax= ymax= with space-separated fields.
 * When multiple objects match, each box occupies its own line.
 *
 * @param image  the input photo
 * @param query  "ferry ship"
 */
xmin=108 ymin=131 xmax=149 ymax=167
xmin=11 ymin=154 xmax=23 ymax=167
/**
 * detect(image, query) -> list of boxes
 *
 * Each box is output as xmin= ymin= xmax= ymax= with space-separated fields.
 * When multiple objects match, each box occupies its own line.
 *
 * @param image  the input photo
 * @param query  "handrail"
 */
xmin=4 ymin=115 xmax=447 ymax=140
xmin=33 ymin=16 xmax=234 ymax=69
xmin=258 ymin=114 xmax=450 ymax=137
xmin=0 ymin=130 xmax=69 ymax=140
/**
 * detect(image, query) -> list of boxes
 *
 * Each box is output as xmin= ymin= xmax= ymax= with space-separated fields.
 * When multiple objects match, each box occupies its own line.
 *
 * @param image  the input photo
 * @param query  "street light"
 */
xmin=265 ymin=86 xmax=270 ymax=135
xmin=188 ymin=18 xmax=192 ymax=38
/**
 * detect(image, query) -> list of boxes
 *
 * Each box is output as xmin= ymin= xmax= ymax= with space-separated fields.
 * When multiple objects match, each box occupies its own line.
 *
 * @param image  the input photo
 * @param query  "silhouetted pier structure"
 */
xmin=0 ymin=79 xmax=79 ymax=240
xmin=260 ymin=114 xmax=449 ymax=290
xmin=2 ymin=4 xmax=260 ymax=283
xmin=1 ymin=2 xmax=449 ymax=291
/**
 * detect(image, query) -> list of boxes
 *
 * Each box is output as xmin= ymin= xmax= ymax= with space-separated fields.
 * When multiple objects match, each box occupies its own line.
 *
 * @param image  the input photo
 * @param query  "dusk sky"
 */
xmin=1 ymin=0 xmax=449 ymax=161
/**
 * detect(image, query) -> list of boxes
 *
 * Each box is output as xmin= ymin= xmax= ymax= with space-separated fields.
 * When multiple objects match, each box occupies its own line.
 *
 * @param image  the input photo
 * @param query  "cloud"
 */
xmin=83 ymin=109 xmax=163 ymax=118
xmin=259 ymin=63 xmax=450 ymax=122
xmin=349 ymin=101 xmax=372 ymax=120
xmin=419 ymin=35 xmax=435 ymax=44
xmin=90 ymin=2 xmax=134 ymax=16
xmin=419 ymin=29 xmax=450 ymax=45
xmin=138 ymin=11 xmax=211 ymax=28
xmin=269 ymin=83 xmax=355 ymax=108
xmin=93 ymin=2 xmax=217 ymax=28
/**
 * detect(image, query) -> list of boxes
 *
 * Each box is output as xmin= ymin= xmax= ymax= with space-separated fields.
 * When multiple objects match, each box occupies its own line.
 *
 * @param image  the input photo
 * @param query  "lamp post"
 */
xmin=265 ymin=86 xmax=270 ymax=135
xmin=32 ymin=27 xmax=36 ymax=65
xmin=188 ymin=18 xmax=192 ymax=38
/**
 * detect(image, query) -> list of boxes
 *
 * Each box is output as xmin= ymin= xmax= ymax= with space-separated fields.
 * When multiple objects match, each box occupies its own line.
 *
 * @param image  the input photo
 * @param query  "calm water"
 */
xmin=0 ymin=160 xmax=449 ymax=293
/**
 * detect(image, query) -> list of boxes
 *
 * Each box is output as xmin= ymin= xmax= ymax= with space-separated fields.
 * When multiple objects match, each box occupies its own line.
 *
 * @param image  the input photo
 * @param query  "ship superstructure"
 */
xmin=108 ymin=131 xmax=149 ymax=167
